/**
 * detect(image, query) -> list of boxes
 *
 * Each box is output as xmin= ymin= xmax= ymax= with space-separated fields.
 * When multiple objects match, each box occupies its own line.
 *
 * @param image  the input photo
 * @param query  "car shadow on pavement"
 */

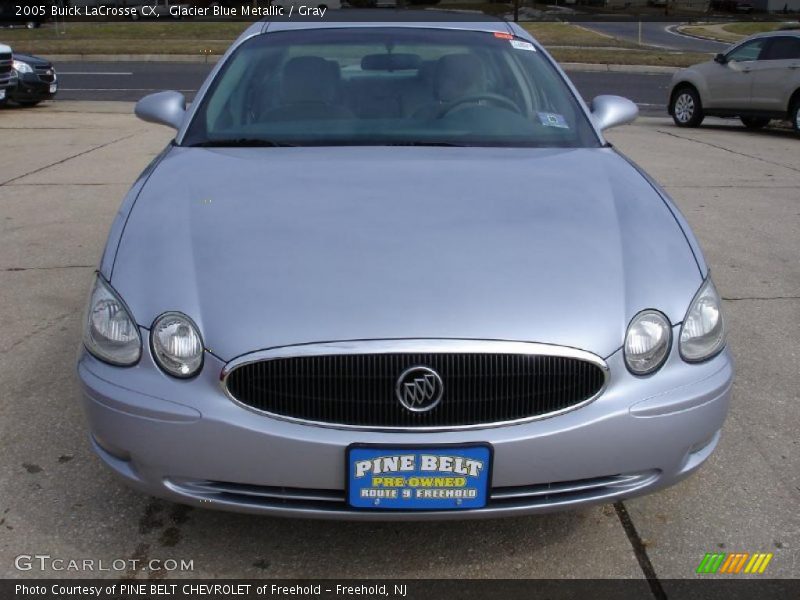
xmin=134 ymin=496 xmax=603 ymax=578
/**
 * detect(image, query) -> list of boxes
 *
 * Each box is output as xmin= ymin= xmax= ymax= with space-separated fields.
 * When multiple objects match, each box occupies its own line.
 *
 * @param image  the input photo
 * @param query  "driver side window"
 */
xmin=726 ymin=39 xmax=766 ymax=63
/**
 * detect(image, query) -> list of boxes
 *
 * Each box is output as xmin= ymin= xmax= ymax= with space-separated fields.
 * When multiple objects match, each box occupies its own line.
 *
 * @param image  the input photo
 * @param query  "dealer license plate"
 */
xmin=49 ymin=84 xmax=57 ymax=94
xmin=347 ymin=445 xmax=491 ymax=510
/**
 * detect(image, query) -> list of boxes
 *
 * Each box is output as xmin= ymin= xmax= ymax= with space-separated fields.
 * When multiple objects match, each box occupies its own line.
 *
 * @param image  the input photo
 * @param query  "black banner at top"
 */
xmin=1 ymin=0 xmax=799 ymax=23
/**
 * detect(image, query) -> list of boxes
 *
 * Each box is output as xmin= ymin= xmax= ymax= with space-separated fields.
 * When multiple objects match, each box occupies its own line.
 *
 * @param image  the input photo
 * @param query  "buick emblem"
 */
xmin=395 ymin=366 xmax=444 ymax=412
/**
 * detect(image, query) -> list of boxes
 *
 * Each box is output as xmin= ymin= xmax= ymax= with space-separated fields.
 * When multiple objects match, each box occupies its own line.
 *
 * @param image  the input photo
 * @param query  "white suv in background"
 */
xmin=668 ymin=30 xmax=800 ymax=134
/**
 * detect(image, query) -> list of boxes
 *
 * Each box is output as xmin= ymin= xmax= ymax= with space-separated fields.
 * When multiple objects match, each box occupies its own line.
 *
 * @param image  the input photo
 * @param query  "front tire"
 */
xmin=791 ymin=99 xmax=800 ymax=136
xmin=740 ymin=116 xmax=770 ymax=129
xmin=671 ymin=86 xmax=704 ymax=128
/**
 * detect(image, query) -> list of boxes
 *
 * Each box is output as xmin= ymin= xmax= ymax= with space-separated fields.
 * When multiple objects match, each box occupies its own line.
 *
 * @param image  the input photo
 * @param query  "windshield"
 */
xmin=182 ymin=27 xmax=600 ymax=148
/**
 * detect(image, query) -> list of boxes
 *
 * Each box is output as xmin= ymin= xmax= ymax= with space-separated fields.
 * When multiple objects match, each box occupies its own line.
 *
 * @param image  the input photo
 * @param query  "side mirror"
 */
xmin=714 ymin=53 xmax=727 ymax=64
xmin=590 ymin=95 xmax=638 ymax=132
xmin=135 ymin=91 xmax=186 ymax=130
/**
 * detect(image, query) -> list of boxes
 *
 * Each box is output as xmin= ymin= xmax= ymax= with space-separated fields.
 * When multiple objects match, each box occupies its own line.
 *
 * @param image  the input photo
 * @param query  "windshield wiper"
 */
xmin=381 ymin=141 xmax=470 ymax=147
xmin=189 ymin=138 xmax=297 ymax=148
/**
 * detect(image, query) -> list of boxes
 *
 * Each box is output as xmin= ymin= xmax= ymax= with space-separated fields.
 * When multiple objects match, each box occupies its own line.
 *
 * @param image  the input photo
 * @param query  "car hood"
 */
xmin=12 ymin=53 xmax=50 ymax=67
xmin=112 ymin=146 xmax=702 ymax=361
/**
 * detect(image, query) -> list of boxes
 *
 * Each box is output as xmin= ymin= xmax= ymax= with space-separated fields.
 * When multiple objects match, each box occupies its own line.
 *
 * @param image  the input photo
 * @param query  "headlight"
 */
xmin=12 ymin=60 xmax=33 ymax=74
xmin=151 ymin=312 xmax=203 ymax=378
xmin=680 ymin=278 xmax=725 ymax=362
xmin=624 ymin=309 xmax=672 ymax=375
xmin=83 ymin=275 xmax=141 ymax=366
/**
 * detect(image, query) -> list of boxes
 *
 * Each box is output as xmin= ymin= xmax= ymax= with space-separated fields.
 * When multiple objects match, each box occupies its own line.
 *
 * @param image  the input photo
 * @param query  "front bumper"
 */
xmin=77 ymin=332 xmax=733 ymax=520
xmin=8 ymin=71 xmax=57 ymax=102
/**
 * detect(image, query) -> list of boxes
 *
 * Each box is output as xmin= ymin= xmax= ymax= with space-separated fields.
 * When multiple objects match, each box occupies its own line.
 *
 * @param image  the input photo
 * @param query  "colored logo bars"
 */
xmin=696 ymin=552 xmax=774 ymax=574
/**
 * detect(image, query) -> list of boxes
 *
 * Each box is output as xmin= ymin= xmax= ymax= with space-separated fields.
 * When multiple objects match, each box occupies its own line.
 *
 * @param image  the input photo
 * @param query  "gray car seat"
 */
xmin=262 ymin=56 xmax=355 ymax=121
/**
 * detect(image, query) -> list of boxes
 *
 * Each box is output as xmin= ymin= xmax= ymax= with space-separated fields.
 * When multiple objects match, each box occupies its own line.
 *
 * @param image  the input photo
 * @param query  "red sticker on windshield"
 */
xmin=493 ymin=32 xmax=514 ymax=40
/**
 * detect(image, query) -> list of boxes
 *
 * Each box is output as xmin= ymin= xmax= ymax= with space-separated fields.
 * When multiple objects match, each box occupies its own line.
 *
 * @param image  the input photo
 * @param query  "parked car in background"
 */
xmin=0 ymin=43 xmax=12 ymax=104
xmin=669 ymin=30 xmax=800 ymax=134
xmin=0 ymin=1 xmax=45 ymax=28
xmin=78 ymin=16 xmax=733 ymax=520
xmin=709 ymin=0 xmax=753 ymax=12
xmin=7 ymin=52 xmax=57 ymax=106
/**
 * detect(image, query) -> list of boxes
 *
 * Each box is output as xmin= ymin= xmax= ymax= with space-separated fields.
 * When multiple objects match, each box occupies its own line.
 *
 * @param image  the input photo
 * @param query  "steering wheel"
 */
xmin=435 ymin=93 xmax=522 ymax=119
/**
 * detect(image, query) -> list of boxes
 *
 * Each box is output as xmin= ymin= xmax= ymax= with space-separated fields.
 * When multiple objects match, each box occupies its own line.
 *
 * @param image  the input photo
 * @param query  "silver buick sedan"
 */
xmin=77 ymin=17 xmax=733 ymax=519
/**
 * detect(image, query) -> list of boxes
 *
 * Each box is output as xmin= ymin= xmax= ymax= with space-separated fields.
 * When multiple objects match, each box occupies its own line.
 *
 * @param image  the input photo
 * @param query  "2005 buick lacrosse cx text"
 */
xmin=77 ymin=14 xmax=734 ymax=520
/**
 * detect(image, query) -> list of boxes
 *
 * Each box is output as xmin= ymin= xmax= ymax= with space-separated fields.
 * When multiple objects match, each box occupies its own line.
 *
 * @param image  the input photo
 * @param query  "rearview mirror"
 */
xmin=714 ymin=53 xmax=727 ymax=64
xmin=590 ymin=95 xmax=638 ymax=132
xmin=135 ymin=91 xmax=186 ymax=130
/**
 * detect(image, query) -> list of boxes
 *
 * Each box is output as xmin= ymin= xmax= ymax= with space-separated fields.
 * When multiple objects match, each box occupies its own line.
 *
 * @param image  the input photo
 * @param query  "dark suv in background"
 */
xmin=7 ymin=51 xmax=57 ymax=105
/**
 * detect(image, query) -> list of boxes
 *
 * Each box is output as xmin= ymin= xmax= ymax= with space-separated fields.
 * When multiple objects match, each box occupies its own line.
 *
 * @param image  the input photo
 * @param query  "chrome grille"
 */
xmin=0 ymin=54 xmax=12 ymax=87
xmin=223 ymin=343 xmax=607 ymax=429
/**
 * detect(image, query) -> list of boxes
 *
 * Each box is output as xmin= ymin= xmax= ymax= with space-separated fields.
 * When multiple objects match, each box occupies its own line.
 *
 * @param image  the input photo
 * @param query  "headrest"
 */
xmin=361 ymin=53 xmax=421 ymax=71
xmin=435 ymin=54 xmax=483 ymax=103
xmin=282 ymin=56 xmax=341 ymax=104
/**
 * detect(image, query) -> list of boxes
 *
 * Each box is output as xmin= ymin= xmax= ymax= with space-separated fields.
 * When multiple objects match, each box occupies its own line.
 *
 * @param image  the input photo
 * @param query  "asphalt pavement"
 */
xmin=0 ymin=102 xmax=798 ymax=581
xmin=53 ymin=61 xmax=212 ymax=102
xmin=51 ymin=61 xmax=673 ymax=114
xmin=581 ymin=22 xmax=730 ymax=53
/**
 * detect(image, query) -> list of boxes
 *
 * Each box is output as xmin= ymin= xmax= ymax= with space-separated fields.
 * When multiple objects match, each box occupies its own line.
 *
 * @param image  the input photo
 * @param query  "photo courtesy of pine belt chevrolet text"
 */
xmin=77 ymin=15 xmax=734 ymax=520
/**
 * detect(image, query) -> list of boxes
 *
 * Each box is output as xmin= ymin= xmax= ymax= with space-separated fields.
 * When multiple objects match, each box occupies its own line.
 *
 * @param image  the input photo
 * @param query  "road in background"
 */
xmin=570 ymin=71 xmax=671 ymax=114
xmin=53 ymin=61 xmax=212 ymax=102
xmin=581 ymin=22 xmax=730 ymax=52
xmin=50 ymin=61 xmax=672 ymax=114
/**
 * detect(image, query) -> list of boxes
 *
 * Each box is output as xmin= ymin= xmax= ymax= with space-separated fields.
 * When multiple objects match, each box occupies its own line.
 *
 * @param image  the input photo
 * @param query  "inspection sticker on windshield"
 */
xmin=347 ymin=445 xmax=492 ymax=510
xmin=538 ymin=112 xmax=569 ymax=129
xmin=510 ymin=40 xmax=536 ymax=52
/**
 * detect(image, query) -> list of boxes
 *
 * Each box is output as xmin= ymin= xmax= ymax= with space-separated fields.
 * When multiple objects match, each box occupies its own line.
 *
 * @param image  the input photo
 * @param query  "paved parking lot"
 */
xmin=0 ymin=102 xmax=798 ymax=582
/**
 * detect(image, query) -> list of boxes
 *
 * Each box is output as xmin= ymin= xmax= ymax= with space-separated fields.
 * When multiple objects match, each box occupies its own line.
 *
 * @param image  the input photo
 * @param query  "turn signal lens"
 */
xmin=82 ymin=275 xmax=141 ymax=366
xmin=680 ymin=278 xmax=726 ymax=362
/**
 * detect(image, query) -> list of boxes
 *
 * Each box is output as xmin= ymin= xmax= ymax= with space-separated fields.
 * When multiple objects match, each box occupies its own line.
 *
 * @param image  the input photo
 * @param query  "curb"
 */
xmin=562 ymin=62 xmax=680 ymax=74
xmin=671 ymin=25 xmax=735 ymax=45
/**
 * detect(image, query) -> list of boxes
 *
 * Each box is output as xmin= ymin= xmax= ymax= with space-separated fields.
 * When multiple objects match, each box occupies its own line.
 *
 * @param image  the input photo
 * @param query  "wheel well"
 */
xmin=789 ymin=88 xmax=800 ymax=115
xmin=669 ymin=83 xmax=699 ymax=114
